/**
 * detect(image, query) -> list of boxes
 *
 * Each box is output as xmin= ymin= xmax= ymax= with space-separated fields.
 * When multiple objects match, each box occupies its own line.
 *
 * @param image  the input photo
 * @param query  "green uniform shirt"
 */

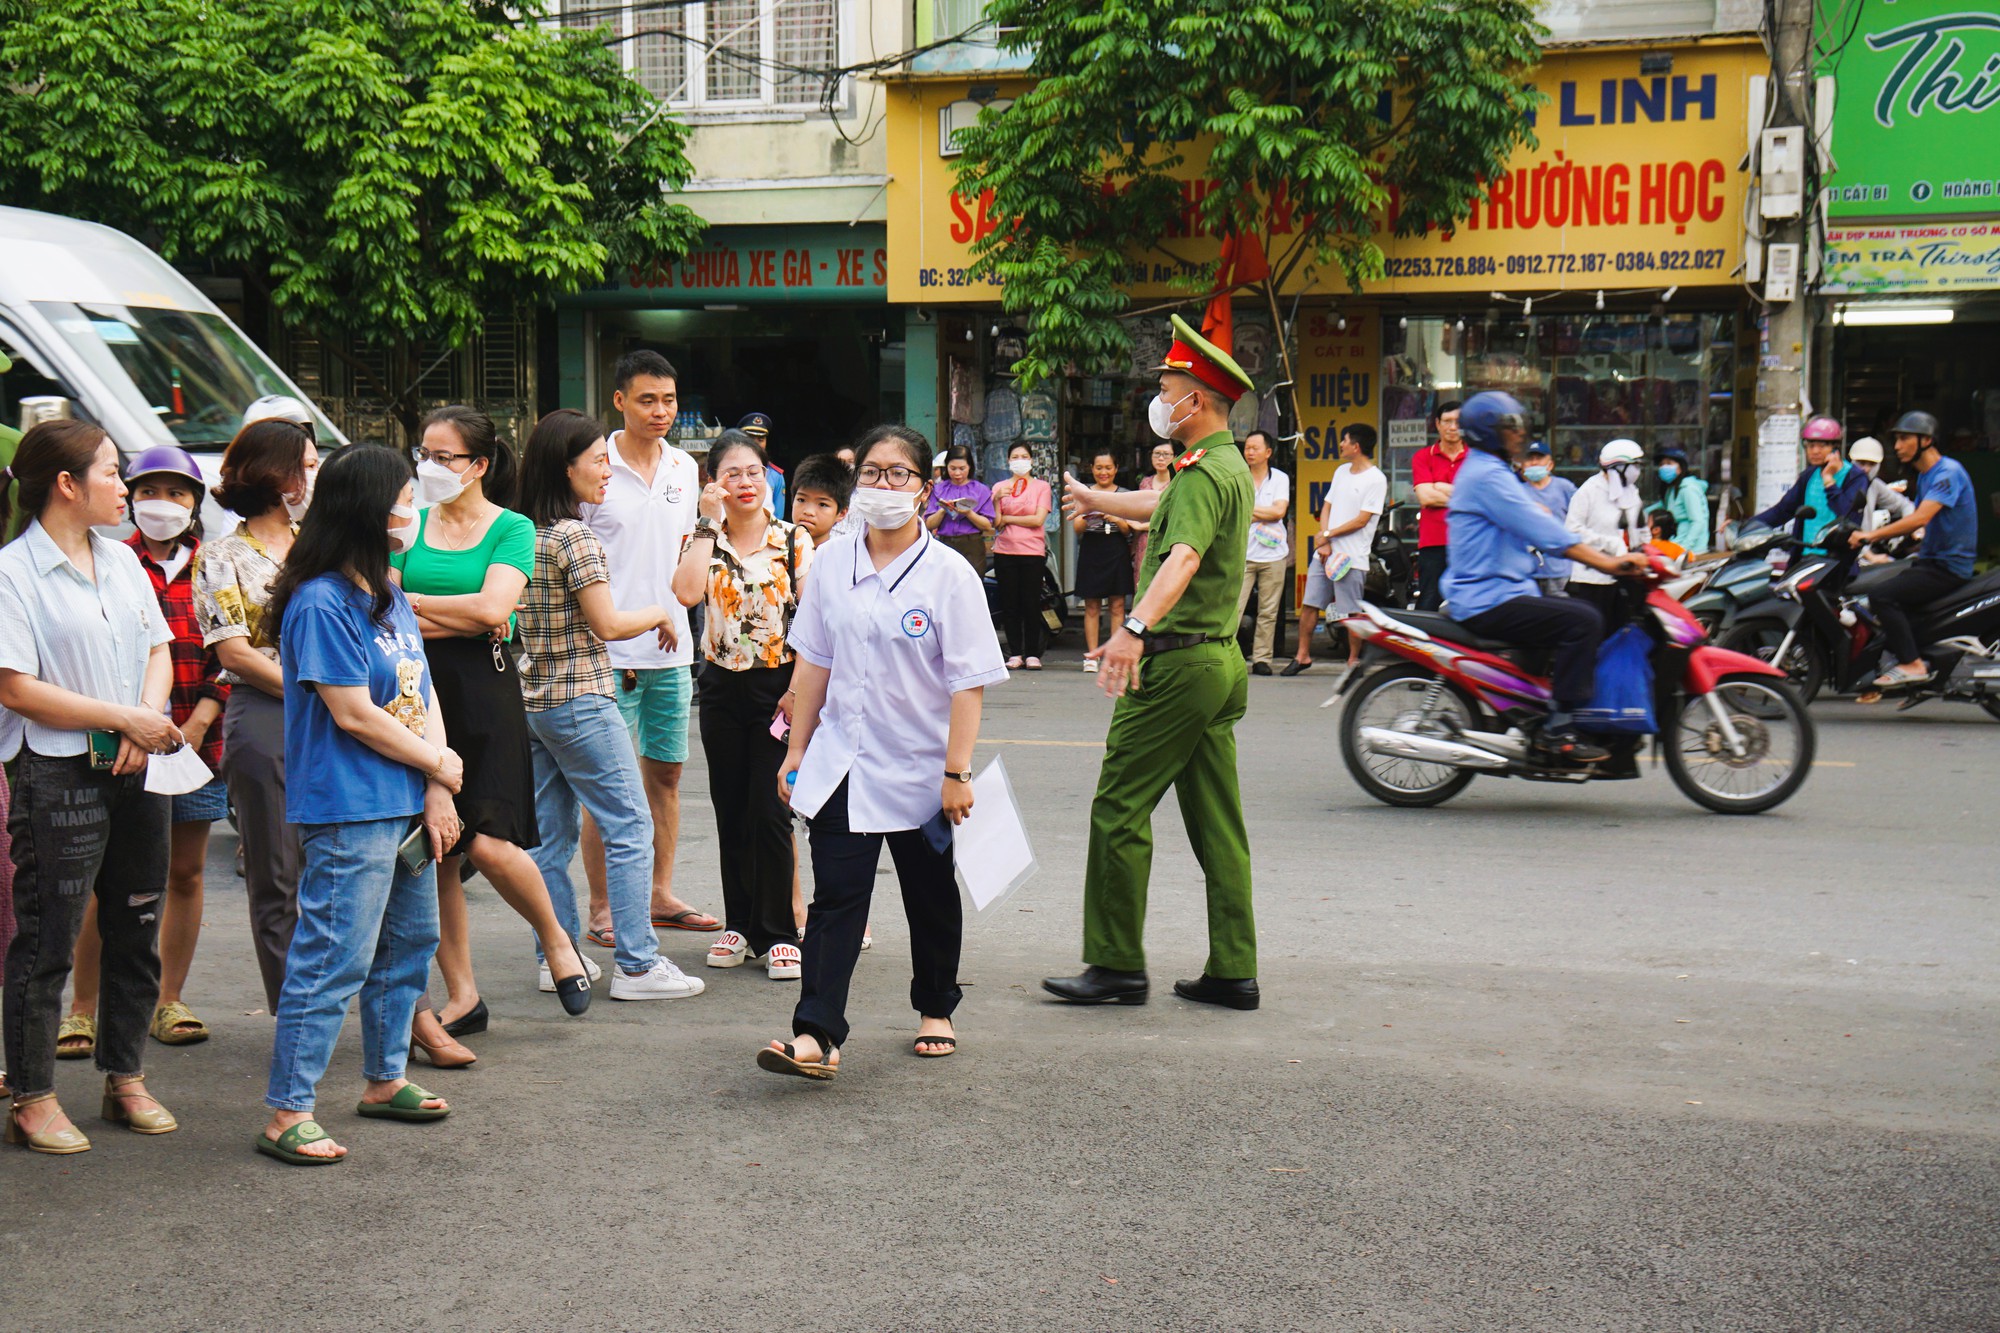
xmin=1136 ymin=430 xmax=1252 ymax=637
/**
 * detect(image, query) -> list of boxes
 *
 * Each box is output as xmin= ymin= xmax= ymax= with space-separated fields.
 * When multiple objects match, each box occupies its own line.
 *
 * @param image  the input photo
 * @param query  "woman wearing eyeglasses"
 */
xmin=392 ymin=409 xmax=594 ymax=1051
xmin=672 ymin=430 xmax=812 ymax=981
xmin=758 ymin=425 xmax=1007 ymax=1080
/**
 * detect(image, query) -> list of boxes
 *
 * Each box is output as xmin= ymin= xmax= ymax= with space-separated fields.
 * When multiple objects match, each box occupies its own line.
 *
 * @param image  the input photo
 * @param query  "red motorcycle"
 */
xmin=1331 ymin=557 xmax=1815 ymax=814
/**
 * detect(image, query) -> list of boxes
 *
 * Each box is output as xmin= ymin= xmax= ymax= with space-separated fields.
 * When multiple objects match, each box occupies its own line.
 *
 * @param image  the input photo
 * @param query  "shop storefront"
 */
xmin=1817 ymin=0 xmax=2000 ymax=552
xmin=885 ymin=41 xmax=1765 ymax=577
xmin=555 ymin=223 xmax=900 ymax=472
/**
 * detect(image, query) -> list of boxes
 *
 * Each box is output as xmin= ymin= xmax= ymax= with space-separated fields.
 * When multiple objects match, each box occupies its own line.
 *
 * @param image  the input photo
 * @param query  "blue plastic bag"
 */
xmin=1575 ymin=624 xmax=1656 ymax=734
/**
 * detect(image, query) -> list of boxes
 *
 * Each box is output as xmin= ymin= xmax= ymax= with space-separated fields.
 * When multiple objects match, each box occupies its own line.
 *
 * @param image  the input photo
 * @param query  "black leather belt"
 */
xmin=1142 ymin=632 xmax=1231 ymax=656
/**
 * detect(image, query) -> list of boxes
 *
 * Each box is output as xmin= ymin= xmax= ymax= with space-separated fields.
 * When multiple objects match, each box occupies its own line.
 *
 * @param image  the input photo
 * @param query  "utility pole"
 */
xmin=1753 ymin=0 xmax=1816 ymax=515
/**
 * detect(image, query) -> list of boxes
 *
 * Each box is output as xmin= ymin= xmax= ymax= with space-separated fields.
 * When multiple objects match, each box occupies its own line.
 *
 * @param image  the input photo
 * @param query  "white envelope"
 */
xmin=144 ymin=744 xmax=214 ymax=797
xmin=952 ymin=755 xmax=1038 ymax=916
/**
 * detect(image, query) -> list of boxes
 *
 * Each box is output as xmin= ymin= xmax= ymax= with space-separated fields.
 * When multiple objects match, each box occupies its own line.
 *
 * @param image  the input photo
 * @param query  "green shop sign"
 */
xmin=1822 ymin=0 xmax=2000 ymax=221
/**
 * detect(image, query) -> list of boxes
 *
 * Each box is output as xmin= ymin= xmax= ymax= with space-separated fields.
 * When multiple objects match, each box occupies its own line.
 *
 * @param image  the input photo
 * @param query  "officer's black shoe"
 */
xmin=1173 ymin=975 xmax=1261 ymax=1010
xmin=1251 ymin=661 xmax=1273 ymax=676
xmin=1041 ymin=966 xmax=1149 ymax=1005
xmin=1531 ymin=726 xmax=1610 ymax=766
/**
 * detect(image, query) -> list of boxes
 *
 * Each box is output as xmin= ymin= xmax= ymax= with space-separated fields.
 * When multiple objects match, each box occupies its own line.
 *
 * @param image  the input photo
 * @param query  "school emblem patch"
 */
xmin=901 ymin=608 xmax=932 ymax=638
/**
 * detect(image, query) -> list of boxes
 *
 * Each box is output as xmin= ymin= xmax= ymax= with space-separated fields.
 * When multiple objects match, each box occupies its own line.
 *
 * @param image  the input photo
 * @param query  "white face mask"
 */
xmin=416 ymin=458 xmax=471 ymax=506
xmin=387 ymin=503 xmax=419 ymax=554
xmin=849 ymin=486 xmax=920 ymax=530
xmin=1008 ymin=456 xmax=1033 ymax=477
xmin=133 ymin=499 xmax=193 ymax=543
xmin=1148 ymin=389 xmax=1196 ymax=441
xmin=283 ymin=472 xmax=315 ymax=523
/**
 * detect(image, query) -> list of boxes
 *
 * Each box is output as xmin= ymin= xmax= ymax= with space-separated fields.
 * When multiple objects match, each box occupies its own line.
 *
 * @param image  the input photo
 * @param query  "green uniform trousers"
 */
xmin=1082 ymin=639 xmax=1256 ymax=979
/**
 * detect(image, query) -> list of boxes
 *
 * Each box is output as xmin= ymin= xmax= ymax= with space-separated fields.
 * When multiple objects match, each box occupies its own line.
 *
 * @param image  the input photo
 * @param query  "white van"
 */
xmin=0 ymin=205 xmax=346 ymax=527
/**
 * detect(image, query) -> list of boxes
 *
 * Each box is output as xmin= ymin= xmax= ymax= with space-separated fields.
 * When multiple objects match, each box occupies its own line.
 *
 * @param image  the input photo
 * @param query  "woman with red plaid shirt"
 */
xmin=62 ymin=447 xmax=229 ymax=1056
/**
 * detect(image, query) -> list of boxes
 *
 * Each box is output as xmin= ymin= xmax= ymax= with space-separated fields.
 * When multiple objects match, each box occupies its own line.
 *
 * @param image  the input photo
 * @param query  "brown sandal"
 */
xmin=756 ymin=1040 xmax=839 ymax=1080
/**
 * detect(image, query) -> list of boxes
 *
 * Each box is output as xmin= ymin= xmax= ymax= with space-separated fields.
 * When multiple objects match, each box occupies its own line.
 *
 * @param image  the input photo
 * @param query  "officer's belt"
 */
xmin=1142 ymin=632 xmax=1233 ymax=656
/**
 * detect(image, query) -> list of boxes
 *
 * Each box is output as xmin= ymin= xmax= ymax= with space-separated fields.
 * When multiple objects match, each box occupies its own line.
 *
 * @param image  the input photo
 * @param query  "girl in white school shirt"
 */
xmin=759 ymin=425 xmax=1008 ymax=1079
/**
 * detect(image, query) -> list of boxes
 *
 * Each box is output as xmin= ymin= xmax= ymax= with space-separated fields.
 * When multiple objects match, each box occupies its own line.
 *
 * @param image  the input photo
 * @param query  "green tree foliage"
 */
xmin=952 ymin=0 xmax=1544 ymax=386
xmin=0 ymin=0 xmax=702 ymax=432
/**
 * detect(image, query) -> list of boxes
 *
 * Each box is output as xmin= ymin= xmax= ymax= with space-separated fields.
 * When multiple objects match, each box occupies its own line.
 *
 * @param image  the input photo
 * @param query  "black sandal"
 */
xmin=912 ymin=1034 xmax=957 ymax=1058
xmin=756 ymin=1039 xmax=839 ymax=1080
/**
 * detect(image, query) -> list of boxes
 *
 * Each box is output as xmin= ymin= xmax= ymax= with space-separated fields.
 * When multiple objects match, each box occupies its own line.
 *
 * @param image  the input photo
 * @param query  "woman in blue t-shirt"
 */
xmin=255 ymin=446 xmax=465 ymax=1166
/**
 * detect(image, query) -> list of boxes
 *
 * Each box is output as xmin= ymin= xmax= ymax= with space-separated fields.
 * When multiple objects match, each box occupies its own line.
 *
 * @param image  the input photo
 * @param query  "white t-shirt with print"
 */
xmin=579 ymin=430 xmax=700 ymax=670
xmin=1245 ymin=466 xmax=1290 ymax=565
xmin=1316 ymin=462 xmax=1389 ymax=574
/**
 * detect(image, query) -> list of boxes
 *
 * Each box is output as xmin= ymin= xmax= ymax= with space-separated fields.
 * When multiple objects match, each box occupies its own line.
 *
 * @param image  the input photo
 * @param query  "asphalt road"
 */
xmin=5 ymin=653 xmax=1996 ymax=1331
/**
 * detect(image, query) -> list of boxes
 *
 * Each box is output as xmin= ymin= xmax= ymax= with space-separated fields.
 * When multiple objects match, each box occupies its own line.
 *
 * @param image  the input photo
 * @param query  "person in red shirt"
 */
xmin=1410 ymin=399 xmax=1464 ymax=611
xmin=62 ymin=447 xmax=228 ymax=1059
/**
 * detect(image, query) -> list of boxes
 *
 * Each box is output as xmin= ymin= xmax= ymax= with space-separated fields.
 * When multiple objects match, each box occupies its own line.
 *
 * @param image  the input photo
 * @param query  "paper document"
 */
xmin=952 ymin=755 xmax=1038 ymax=915
xmin=144 ymin=745 xmax=214 ymax=797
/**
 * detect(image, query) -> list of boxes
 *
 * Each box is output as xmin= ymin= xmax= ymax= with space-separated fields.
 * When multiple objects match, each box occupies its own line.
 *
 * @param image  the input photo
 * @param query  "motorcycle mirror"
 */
xmin=1796 ymin=507 xmax=1818 ymax=520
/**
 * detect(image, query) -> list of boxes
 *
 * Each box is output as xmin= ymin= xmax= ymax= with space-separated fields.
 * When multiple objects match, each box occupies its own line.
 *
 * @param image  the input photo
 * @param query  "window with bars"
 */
xmin=557 ymin=1 xmax=841 ymax=109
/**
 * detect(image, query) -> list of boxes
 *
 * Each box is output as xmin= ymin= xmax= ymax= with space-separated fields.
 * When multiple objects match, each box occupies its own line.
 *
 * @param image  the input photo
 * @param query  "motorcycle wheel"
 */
xmin=1338 ymin=663 xmax=1479 ymax=808
xmin=1665 ymin=675 xmax=1816 ymax=814
xmin=1717 ymin=617 xmax=1825 ymax=704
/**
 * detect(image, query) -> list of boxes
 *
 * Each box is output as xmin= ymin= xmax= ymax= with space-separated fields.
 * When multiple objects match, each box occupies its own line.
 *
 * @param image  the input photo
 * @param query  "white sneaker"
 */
xmin=765 ymin=942 xmax=802 ymax=980
xmin=609 ymin=957 xmax=706 ymax=1001
xmin=538 ymin=953 xmax=603 ymax=992
xmin=705 ymin=930 xmax=752 ymax=968
xmin=1083 ymin=660 xmax=1099 ymax=674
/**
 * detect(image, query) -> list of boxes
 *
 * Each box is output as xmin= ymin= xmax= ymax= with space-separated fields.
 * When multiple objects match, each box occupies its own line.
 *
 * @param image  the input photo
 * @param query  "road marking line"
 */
xmin=978 ymin=737 xmax=1106 ymax=748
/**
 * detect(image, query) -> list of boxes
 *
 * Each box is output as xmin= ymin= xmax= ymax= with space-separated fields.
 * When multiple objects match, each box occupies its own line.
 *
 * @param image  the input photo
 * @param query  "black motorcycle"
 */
xmin=1720 ymin=521 xmax=2000 ymax=717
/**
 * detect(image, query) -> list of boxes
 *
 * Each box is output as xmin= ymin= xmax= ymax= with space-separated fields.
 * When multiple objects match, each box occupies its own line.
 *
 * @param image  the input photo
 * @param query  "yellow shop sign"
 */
xmin=884 ymin=44 xmax=1758 ymax=305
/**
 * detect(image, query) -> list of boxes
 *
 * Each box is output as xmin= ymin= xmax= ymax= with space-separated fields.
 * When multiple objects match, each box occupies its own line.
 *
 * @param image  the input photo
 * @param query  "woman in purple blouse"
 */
xmin=923 ymin=444 xmax=996 ymax=573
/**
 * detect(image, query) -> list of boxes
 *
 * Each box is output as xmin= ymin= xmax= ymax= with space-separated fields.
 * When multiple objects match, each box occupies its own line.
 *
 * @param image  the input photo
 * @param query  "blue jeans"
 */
xmin=528 ymin=692 xmax=659 ymax=976
xmin=265 ymin=816 xmax=439 ymax=1112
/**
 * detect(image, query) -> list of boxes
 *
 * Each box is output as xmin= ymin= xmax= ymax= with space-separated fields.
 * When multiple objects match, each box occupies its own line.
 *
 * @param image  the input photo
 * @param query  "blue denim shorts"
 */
xmin=172 ymin=774 xmax=231 ymax=825
xmin=613 ymin=665 xmax=691 ymax=764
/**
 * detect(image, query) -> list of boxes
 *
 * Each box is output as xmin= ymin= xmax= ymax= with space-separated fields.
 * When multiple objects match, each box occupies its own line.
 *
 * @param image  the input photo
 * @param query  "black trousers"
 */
xmin=697 ymin=661 xmax=796 ymax=956
xmin=1564 ymin=579 xmax=1629 ymax=629
xmin=1415 ymin=545 xmax=1449 ymax=611
xmin=1872 ymin=559 xmax=1963 ymax=665
xmin=793 ymin=779 xmax=962 ymax=1051
xmin=1462 ymin=594 xmax=1606 ymax=709
xmin=4 ymin=752 xmax=169 ymax=1097
xmin=993 ymin=553 xmax=1044 ymax=658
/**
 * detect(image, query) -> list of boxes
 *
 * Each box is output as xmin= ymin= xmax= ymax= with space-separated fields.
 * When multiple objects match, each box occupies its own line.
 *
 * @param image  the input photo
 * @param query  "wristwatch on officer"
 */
xmin=1121 ymin=614 xmax=1150 ymax=640
xmin=945 ymin=769 xmax=973 ymax=784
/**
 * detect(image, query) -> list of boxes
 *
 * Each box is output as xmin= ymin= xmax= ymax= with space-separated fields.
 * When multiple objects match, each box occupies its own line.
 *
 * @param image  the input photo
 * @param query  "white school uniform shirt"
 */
xmin=579 ymin=430 xmax=699 ymax=670
xmin=787 ymin=529 xmax=1009 ymax=833
xmin=0 ymin=520 xmax=173 ymax=761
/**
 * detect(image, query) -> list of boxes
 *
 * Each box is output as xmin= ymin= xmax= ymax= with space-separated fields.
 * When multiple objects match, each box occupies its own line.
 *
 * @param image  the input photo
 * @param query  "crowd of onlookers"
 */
xmin=1 ymin=348 xmax=1008 ymax=1160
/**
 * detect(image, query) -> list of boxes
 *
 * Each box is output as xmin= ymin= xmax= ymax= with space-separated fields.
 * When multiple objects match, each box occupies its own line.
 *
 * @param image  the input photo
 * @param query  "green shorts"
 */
xmin=613 ymin=665 xmax=691 ymax=764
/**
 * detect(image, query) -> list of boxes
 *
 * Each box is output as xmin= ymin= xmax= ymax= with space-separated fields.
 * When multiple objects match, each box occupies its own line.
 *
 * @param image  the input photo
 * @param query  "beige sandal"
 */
xmin=56 ymin=1012 xmax=95 ymax=1060
xmin=102 ymin=1076 xmax=178 ymax=1135
xmin=150 ymin=1000 xmax=210 ymax=1046
xmin=6 ymin=1092 xmax=91 ymax=1154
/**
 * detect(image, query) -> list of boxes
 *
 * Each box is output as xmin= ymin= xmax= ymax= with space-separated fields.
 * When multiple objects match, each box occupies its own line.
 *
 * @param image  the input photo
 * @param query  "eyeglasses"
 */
xmin=857 ymin=464 xmax=921 ymax=487
xmin=715 ymin=467 xmax=764 ymax=485
xmin=411 ymin=447 xmax=474 ymax=470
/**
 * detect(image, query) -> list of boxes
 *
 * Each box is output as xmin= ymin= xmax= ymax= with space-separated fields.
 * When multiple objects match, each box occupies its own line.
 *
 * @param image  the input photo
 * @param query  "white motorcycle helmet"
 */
xmin=1848 ymin=437 xmax=1885 ymax=466
xmin=242 ymin=394 xmax=315 ymax=431
xmin=1598 ymin=438 xmax=1644 ymax=467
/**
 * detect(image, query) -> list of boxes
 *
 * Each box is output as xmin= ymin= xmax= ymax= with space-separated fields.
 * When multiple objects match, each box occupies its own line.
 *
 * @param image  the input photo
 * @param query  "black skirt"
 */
xmin=1074 ymin=529 xmax=1136 ymax=599
xmin=427 ymin=635 xmax=539 ymax=854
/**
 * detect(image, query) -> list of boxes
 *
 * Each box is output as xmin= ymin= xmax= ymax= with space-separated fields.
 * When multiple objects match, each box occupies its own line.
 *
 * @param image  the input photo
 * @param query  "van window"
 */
xmin=0 ymin=323 xmax=81 ymax=463
xmin=34 ymin=301 xmax=335 ymax=449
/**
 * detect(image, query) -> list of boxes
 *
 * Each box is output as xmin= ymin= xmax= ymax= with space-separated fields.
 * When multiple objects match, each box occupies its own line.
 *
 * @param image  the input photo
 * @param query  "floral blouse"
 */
xmin=193 ymin=521 xmax=290 ymax=683
xmin=698 ymin=519 xmax=812 ymax=672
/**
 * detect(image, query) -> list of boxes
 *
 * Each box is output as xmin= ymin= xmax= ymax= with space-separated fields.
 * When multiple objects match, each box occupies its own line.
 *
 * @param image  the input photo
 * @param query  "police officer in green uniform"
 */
xmin=1043 ymin=315 xmax=1261 ymax=1011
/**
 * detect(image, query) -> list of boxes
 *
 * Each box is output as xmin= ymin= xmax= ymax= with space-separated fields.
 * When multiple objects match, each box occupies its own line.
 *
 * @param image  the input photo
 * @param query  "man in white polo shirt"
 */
xmin=1286 ymin=423 xmax=1386 ymax=674
xmin=578 ymin=350 xmax=721 ymax=934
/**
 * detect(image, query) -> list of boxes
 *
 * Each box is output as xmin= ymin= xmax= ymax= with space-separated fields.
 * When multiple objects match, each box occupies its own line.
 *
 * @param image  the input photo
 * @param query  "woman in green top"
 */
xmin=391 ymin=409 xmax=593 ymax=1045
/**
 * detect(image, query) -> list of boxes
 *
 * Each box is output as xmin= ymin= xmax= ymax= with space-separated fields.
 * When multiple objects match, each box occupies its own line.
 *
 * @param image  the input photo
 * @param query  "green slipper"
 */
xmin=356 ymin=1083 xmax=449 ymax=1121
xmin=255 ymin=1120 xmax=344 ymax=1166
